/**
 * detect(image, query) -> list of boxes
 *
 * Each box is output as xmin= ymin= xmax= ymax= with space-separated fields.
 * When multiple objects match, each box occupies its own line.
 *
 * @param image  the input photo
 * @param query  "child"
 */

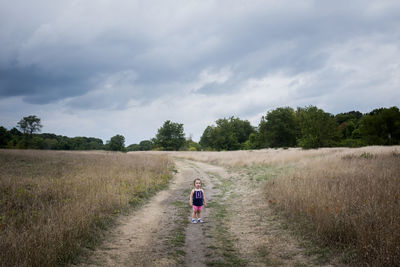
xmin=189 ymin=178 xmax=206 ymax=223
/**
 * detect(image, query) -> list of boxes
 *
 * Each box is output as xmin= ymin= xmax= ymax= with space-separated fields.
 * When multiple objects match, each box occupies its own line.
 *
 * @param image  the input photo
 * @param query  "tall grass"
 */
xmin=0 ymin=149 xmax=173 ymax=267
xmin=170 ymin=147 xmax=348 ymax=167
xmin=264 ymin=147 xmax=400 ymax=266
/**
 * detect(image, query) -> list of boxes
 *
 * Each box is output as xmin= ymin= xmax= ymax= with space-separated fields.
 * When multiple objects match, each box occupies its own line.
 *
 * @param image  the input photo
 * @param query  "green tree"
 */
xmin=17 ymin=115 xmax=43 ymax=136
xmin=31 ymin=136 xmax=44 ymax=149
xmin=154 ymin=120 xmax=185 ymax=151
xmin=87 ymin=138 xmax=104 ymax=150
xmin=333 ymin=111 xmax=364 ymax=147
xmin=199 ymin=125 xmax=216 ymax=150
xmin=242 ymin=133 xmax=259 ymax=150
xmin=9 ymin=127 xmax=22 ymax=137
xmin=296 ymin=106 xmax=340 ymax=149
xmin=71 ymin=137 xmax=87 ymax=150
xmin=335 ymin=111 xmax=363 ymax=125
xmin=200 ymin=117 xmax=255 ymax=150
xmin=184 ymin=137 xmax=202 ymax=151
xmin=214 ymin=117 xmax=240 ymax=150
xmin=42 ymin=138 xmax=58 ymax=150
xmin=139 ymin=140 xmax=154 ymax=151
xmin=5 ymin=128 xmax=22 ymax=148
xmin=230 ymin=117 xmax=255 ymax=145
xmin=0 ymin=126 xmax=11 ymax=148
xmin=127 ymin=144 xmax=140 ymax=151
xmin=106 ymin=134 xmax=126 ymax=151
xmin=258 ymin=107 xmax=297 ymax=148
xmin=359 ymin=106 xmax=400 ymax=145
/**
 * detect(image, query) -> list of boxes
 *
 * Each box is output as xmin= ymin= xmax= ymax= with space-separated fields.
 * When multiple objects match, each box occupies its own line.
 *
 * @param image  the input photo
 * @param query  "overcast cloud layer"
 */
xmin=1 ymin=0 xmax=399 ymax=144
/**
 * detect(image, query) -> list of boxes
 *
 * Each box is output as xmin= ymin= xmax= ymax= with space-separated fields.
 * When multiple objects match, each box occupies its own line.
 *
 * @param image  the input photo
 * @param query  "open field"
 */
xmin=169 ymin=146 xmax=397 ymax=167
xmin=0 ymin=149 xmax=173 ymax=267
xmin=1 ymin=146 xmax=399 ymax=266
xmin=172 ymin=146 xmax=400 ymax=266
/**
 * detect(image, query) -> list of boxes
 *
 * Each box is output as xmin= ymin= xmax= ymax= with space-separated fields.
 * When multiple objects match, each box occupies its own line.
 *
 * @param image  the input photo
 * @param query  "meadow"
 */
xmin=0 ymin=149 xmax=173 ymax=267
xmin=173 ymin=146 xmax=400 ymax=266
xmin=1 ymin=147 xmax=399 ymax=266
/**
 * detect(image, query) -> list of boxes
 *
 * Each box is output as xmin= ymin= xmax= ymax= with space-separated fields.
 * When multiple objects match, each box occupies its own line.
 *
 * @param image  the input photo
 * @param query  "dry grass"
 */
xmin=172 ymin=146 xmax=400 ymax=266
xmin=262 ymin=147 xmax=400 ymax=266
xmin=0 ymin=149 xmax=173 ymax=267
xmin=170 ymin=147 xmax=348 ymax=167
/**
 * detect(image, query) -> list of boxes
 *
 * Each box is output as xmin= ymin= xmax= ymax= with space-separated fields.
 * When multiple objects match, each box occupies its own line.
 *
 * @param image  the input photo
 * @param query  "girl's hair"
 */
xmin=193 ymin=178 xmax=202 ymax=186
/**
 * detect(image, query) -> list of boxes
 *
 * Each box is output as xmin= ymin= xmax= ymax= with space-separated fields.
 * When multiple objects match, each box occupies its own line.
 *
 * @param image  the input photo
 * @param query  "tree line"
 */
xmin=0 ymin=117 xmax=197 ymax=152
xmin=200 ymin=106 xmax=400 ymax=150
xmin=1 ymin=106 xmax=399 ymax=151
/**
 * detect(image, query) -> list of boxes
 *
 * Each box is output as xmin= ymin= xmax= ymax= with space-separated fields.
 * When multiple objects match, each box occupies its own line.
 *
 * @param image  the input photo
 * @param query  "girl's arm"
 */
xmin=202 ymin=189 xmax=207 ymax=206
xmin=189 ymin=189 xmax=194 ymax=206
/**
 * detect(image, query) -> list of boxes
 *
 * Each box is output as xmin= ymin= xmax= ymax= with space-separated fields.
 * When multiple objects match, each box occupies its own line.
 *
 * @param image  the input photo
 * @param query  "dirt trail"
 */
xmin=76 ymin=159 xmax=220 ymax=266
xmin=181 ymin=161 xmax=214 ymax=267
xmin=77 ymin=159 xmax=339 ymax=266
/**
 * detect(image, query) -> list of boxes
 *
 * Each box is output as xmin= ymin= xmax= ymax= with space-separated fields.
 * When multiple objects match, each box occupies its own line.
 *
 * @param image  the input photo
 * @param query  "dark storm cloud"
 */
xmin=1 ymin=1 xmax=399 ymax=108
xmin=0 ymin=64 xmax=90 ymax=104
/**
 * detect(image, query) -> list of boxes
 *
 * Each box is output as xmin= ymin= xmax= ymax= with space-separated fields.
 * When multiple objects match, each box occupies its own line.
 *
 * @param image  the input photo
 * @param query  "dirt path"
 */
xmin=76 ymin=159 xmax=340 ymax=266
xmin=181 ymin=161 xmax=214 ymax=267
xmin=76 ymin=159 xmax=222 ymax=266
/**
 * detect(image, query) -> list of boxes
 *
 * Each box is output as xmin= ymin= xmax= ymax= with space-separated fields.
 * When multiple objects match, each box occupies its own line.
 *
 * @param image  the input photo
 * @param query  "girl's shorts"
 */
xmin=192 ymin=205 xmax=203 ymax=211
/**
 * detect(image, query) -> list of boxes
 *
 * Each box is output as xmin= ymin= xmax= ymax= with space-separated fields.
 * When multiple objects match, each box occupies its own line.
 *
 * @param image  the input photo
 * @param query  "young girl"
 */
xmin=189 ymin=178 xmax=206 ymax=223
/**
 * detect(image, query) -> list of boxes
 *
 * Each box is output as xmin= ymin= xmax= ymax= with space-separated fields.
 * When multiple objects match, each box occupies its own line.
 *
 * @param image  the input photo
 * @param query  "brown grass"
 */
xmin=262 ymin=147 xmax=400 ymax=266
xmin=169 ymin=147 xmax=348 ymax=167
xmin=0 ymin=149 xmax=173 ymax=267
xmin=172 ymin=146 xmax=400 ymax=266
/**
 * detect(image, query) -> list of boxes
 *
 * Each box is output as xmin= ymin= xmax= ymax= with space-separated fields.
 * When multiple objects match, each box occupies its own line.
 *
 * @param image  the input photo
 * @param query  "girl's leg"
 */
xmin=197 ymin=210 xmax=201 ymax=219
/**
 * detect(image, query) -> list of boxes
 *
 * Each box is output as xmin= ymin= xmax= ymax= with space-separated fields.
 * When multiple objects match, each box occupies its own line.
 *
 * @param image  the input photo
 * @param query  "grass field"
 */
xmin=2 ymin=147 xmax=399 ymax=266
xmin=173 ymin=146 xmax=400 ymax=266
xmin=169 ymin=147 xmax=349 ymax=167
xmin=0 ymin=149 xmax=173 ymax=267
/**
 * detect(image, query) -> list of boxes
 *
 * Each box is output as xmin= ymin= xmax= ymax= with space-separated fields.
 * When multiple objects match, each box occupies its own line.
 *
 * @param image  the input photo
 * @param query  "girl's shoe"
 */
xmin=197 ymin=218 xmax=203 ymax=223
xmin=191 ymin=219 xmax=197 ymax=224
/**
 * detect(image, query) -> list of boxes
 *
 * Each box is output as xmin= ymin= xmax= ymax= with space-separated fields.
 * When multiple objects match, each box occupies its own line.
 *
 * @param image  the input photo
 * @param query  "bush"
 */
xmin=338 ymin=138 xmax=364 ymax=148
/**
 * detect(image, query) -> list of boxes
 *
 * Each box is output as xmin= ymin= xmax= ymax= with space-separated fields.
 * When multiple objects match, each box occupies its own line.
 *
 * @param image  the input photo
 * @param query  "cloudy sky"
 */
xmin=1 ymin=0 xmax=399 ymax=144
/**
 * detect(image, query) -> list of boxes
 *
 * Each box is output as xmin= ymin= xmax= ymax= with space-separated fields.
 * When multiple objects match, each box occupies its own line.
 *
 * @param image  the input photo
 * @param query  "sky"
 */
xmin=1 ymin=0 xmax=399 ymax=145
